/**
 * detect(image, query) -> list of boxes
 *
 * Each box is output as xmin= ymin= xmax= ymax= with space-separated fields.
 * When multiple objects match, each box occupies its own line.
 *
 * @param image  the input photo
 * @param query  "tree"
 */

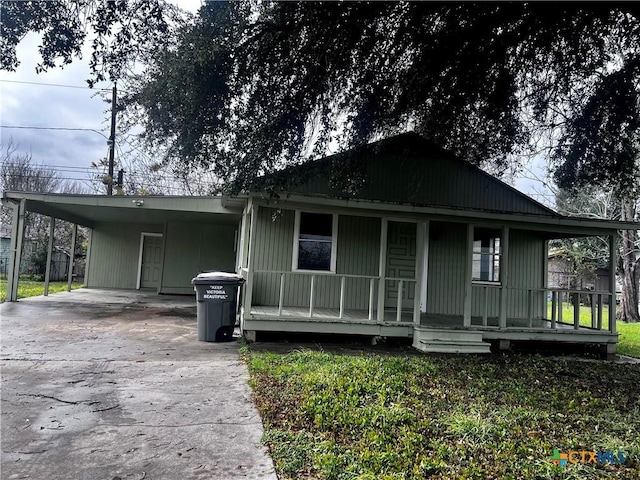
xmin=550 ymin=45 xmax=640 ymax=322
xmin=119 ymin=2 xmax=640 ymax=193
xmin=1 ymin=141 xmax=87 ymax=280
xmin=0 ymin=0 xmax=183 ymax=85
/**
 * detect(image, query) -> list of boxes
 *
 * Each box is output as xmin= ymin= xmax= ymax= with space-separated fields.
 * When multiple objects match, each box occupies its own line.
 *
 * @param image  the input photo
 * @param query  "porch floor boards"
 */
xmin=250 ymin=305 xmax=412 ymax=323
xmin=249 ymin=305 xmax=612 ymax=334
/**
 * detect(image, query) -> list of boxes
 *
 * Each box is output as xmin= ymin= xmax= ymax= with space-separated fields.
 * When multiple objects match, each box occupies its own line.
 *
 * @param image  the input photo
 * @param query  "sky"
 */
xmin=0 ymin=0 xmax=551 ymax=202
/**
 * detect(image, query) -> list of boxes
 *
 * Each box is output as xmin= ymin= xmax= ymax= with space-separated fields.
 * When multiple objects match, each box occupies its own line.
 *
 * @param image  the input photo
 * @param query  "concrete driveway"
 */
xmin=1 ymin=289 xmax=277 ymax=480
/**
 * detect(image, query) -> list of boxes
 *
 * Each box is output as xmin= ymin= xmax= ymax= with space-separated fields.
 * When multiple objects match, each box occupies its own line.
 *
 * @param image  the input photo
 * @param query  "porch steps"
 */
xmin=413 ymin=327 xmax=491 ymax=354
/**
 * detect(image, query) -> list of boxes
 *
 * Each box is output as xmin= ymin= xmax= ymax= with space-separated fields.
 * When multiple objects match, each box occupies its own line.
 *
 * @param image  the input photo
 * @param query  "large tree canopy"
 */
xmin=0 ymin=0 xmax=181 ymax=85
xmin=116 ymin=2 xmax=640 ymax=193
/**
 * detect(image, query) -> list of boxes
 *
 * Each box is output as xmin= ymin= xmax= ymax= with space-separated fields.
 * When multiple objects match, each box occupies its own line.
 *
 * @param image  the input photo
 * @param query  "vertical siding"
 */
xmin=252 ymin=207 xmax=296 ymax=305
xmin=505 ymin=229 xmax=544 ymax=318
xmin=251 ymin=208 xmax=382 ymax=309
xmin=426 ymin=222 xmax=466 ymax=315
xmin=161 ymin=222 xmax=237 ymax=291
xmin=87 ymin=222 xmax=162 ymax=289
xmin=337 ymin=215 xmax=381 ymax=309
xmin=469 ymin=228 xmax=545 ymax=318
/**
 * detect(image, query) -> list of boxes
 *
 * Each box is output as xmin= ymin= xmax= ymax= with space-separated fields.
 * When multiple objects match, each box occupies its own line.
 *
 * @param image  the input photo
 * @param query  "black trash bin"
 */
xmin=191 ymin=271 xmax=245 ymax=342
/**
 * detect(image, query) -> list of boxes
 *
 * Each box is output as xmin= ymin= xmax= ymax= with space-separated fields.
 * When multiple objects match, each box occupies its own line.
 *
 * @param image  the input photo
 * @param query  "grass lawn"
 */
xmin=247 ymin=349 xmax=640 ymax=480
xmin=618 ymin=322 xmax=640 ymax=358
xmin=545 ymin=302 xmax=640 ymax=358
xmin=0 ymin=279 xmax=83 ymax=302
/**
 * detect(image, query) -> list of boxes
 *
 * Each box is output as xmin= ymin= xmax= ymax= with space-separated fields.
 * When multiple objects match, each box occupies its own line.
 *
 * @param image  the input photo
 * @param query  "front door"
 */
xmin=385 ymin=221 xmax=416 ymax=309
xmin=140 ymin=235 xmax=163 ymax=289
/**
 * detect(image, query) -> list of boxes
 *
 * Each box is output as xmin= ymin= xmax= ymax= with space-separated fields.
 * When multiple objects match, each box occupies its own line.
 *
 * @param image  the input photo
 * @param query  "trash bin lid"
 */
xmin=191 ymin=271 xmax=245 ymax=284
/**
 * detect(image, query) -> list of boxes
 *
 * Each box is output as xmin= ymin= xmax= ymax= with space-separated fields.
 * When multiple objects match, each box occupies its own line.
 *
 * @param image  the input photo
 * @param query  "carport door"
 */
xmin=140 ymin=235 xmax=163 ymax=289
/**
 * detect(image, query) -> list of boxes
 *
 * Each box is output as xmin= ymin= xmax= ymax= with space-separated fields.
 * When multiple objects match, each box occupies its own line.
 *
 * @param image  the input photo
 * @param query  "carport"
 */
xmin=1 ymin=192 xmax=246 ymax=300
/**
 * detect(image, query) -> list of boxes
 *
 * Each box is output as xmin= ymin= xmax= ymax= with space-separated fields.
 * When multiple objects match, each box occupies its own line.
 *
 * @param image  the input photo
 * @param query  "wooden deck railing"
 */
xmin=471 ymin=285 xmax=615 ymax=333
xmin=250 ymin=270 xmax=416 ymax=322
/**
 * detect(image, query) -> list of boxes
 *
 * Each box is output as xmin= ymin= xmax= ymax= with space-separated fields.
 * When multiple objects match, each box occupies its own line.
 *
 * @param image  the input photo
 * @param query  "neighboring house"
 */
xmin=0 ymin=225 xmax=69 ymax=280
xmin=547 ymin=251 xmax=611 ymax=300
xmin=3 ymin=133 xmax=637 ymax=357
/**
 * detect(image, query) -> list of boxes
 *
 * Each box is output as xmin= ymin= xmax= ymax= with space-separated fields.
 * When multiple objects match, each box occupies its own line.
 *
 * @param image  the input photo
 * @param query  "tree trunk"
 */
xmin=618 ymin=197 xmax=640 ymax=323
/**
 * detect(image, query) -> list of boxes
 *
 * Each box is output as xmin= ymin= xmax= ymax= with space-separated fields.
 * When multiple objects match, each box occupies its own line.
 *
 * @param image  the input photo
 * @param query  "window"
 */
xmin=472 ymin=228 xmax=501 ymax=282
xmin=293 ymin=211 xmax=337 ymax=272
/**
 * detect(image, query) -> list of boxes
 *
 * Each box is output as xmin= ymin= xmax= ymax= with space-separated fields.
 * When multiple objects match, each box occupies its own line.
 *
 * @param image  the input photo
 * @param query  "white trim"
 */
xmin=292 ymin=210 xmax=338 ymax=273
xmin=136 ymin=232 xmax=163 ymax=290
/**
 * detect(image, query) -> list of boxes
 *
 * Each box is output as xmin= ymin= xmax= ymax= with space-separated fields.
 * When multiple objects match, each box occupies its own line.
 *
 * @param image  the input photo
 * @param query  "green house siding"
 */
xmin=160 ymin=222 xmax=237 ymax=294
xmin=504 ymin=229 xmax=545 ymax=319
xmin=87 ymin=222 xmax=162 ymax=289
xmin=426 ymin=222 xmax=466 ymax=315
xmin=426 ymin=223 xmax=545 ymax=318
xmin=252 ymin=207 xmax=381 ymax=309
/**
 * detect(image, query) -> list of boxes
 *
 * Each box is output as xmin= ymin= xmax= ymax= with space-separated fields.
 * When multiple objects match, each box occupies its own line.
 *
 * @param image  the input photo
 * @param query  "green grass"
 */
xmin=545 ymin=302 xmax=640 ymax=358
xmin=248 ymin=350 xmax=640 ymax=480
xmin=618 ymin=322 xmax=640 ymax=358
xmin=0 ymin=280 xmax=83 ymax=302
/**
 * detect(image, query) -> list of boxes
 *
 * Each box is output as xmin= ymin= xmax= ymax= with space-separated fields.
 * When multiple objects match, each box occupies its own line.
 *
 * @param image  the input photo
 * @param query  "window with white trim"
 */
xmin=472 ymin=228 xmax=501 ymax=283
xmin=293 ymin=211 xmax=337 ymax=272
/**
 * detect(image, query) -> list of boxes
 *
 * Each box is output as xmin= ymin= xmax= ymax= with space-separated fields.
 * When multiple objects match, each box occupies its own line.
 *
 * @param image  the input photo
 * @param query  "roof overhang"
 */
xmin=1 ymin=191 xmax=247 ymax=228
xmin=250 ymin=193 xmax=639 ymax=237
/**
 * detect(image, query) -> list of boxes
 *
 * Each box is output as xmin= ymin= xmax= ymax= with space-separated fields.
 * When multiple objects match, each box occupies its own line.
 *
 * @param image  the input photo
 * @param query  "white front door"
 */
xmin=139 ymin=234 xmax=163 ymax=289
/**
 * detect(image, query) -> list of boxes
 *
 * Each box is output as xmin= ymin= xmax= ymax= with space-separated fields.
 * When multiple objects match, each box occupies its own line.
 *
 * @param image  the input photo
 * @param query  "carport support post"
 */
xmin=44 ymin=217 xmax=55 ymax=296
xmin=67 ymin=223 xmax=77 ymax=292
xmin=7 ymin=199 xmax=26 ymax=302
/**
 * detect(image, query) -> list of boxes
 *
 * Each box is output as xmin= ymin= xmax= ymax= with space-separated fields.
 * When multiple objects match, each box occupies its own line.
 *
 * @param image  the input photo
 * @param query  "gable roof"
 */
xmin=262 ymin=132 xmax=558 ymax=217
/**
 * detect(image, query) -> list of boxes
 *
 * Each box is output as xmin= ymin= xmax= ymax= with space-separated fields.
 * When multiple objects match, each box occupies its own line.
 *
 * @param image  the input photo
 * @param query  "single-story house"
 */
xmin=3 ymin=133 xmax=637 ymax=357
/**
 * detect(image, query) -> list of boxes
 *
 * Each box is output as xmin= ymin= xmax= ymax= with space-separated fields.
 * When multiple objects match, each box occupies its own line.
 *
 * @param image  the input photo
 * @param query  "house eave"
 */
xmin=249 ymin=192 xmax=639 ymax=235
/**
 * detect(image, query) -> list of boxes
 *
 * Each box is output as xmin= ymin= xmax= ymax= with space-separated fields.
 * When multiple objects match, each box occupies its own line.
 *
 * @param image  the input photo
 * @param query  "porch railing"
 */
xmin=471 ymin=284 xmax=615 ymax=333
xmin=250 ymin=270 xmax=416 ymax=323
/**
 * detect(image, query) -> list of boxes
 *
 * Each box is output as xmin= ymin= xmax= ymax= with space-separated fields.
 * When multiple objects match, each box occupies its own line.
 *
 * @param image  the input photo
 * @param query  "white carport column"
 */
xmin=609 ymin=234 xmax=617 ymax=334
xmin=6 ymin=199 xmax=26 ymax=302
xmin=44 ymin=217 xmax=56 ymax=296
xmin=67 ymin=224 xmax=77 ymax=292
xmin=463 ymin=223 xmax=474 ymax=327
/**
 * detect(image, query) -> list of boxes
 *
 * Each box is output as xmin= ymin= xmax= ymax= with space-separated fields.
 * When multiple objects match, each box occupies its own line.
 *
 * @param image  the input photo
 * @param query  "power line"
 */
xmin=0 ymin=79 xmax=110 ymax=91
xmin=0 ymin=125 xmax=108 ymax=139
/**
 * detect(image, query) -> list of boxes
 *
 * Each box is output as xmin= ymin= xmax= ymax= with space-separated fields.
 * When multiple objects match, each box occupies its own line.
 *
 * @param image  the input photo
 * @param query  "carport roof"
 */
xmin=1 ymin=191 xmax=246 ymax=227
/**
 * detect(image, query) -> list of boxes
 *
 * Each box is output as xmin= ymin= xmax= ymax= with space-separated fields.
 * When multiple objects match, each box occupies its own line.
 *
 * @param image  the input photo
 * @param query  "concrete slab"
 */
xmin=1 ymin=289 xmax=277 ymax=480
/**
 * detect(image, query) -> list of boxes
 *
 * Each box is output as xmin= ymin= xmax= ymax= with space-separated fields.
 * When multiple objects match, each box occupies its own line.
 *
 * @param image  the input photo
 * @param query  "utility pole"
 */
xmin=106 ymin=84 xmax=117 ymax=195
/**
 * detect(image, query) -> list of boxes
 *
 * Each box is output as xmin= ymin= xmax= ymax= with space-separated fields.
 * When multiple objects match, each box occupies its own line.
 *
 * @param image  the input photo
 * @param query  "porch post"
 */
xmin=243 ymin=203 xmax=258 ymax=320
xmin=84 ymin=228 xmax=93 ymax=287
xmin=413 ymin=221 xmax=426 ymax=325
xmin=238 ymin=199 xmax=251 ymax=271
xmin=418 ymin=220 xmax=430 ymax=317
xmin=67 ymin=223 xmax=77 ymax=292
xmin=609 ymin=233 xmax=617 ymax=334
xmin=542 ymin=239 xmax=549 ymax=320
xmin=44 ymin=217 xmax=55 ymax=296
xmin=463 ymin=223 xmax=474 ymax=327
xmin=7 ymin=199 xmax=26 ymax=302
xmin=377 ymin=217 xmax=388 ymax=322
xmin=499 ymin=226 xmax=510 ymax=328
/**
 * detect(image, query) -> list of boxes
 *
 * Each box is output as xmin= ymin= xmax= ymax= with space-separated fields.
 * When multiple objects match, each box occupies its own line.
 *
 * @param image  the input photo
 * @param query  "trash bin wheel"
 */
xmin=216 ymin=326 xmax=234 ymax=342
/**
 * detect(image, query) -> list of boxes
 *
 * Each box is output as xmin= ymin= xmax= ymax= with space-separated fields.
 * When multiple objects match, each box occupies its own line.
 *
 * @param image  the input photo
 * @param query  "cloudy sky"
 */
xmin=0 ymin=0 xmax=551 ymax=202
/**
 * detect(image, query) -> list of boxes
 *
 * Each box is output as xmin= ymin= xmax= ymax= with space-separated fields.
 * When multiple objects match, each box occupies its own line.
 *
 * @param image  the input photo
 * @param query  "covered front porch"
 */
xmin=238 ymin=199 xmax=624 ymax=355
